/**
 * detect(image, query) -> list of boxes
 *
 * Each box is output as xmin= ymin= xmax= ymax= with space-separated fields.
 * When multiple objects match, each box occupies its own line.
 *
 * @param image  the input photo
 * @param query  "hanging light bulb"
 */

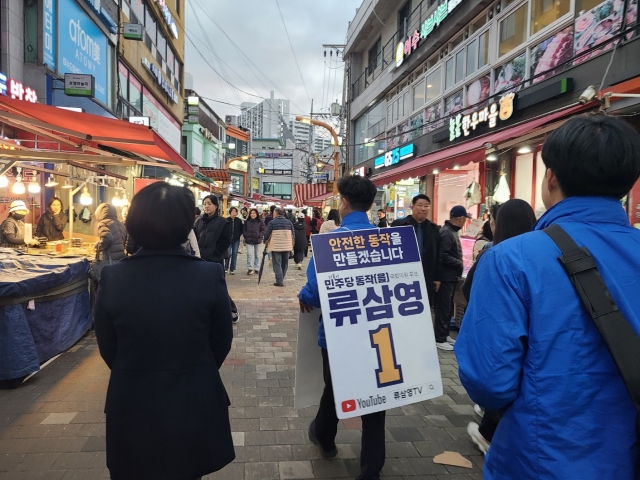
xmin=0 ymin=174 xmax=8 ymax=188
xmin=80 ymin=186 xmax=93 ymax=205
xmin=61 ymin=178 xmax=73 ymax=189
xmin=45 ymin=175 xmax=58 ymax=187
xmin=121 ymin=193 xmax=129 ymax=206
xmin=112 ymin=192 xmax=122 ymax=207
xmin=28 ymin=176 xmax=41 ymax=194
xmin=12 ymin=168 xmax=25 ymax=194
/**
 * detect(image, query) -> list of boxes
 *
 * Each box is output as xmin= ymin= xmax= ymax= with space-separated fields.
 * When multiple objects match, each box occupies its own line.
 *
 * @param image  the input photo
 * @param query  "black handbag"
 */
xmin=544 ymin=224 xmax=640 ymax=473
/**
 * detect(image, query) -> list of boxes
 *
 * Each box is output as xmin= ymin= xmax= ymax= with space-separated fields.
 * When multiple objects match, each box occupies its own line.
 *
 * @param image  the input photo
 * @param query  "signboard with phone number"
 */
xmin=311 ymin=226 xmax=443 ymax=419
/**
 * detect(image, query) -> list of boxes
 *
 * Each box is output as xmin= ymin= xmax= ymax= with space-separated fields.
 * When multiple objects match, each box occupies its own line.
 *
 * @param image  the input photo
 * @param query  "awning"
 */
xmin=293 ymin=183 xmax=327 ymax=207
xmin=199 ymin=168 xmax=230 ymax=182
xmin=370 ymin=103 xmax=588 ymax=186
xmin=0 ymin=96 xmax=193 ymax=175
xmin=306 ymin=191 xmax=335 ymax=208
xmin=251 ymin=193 xmax=285 ymax=204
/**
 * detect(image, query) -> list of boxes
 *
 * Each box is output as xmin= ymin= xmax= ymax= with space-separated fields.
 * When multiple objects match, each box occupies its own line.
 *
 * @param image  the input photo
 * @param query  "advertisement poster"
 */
xmin=43 ymin=0 xmax=56 ymax=70
xmin=423 ymin=102 xmax=443 ymax=134
xmin=58 ymin=0 xmax=108 ymax=105
xmin=574 ymin=0 xmax=625 ymax=64
xmin=311 ymin=226 xmax=443 ymax=420
xmin=409 ymin=114 xmax=424 ymax=141
xmin=494 ymin=52 xmax=526 ymax=94
xmin=386 ymin=130 xmax=398 ymax=151
xmin=466 ymin=75 xmax=491 ymax=107
xmin=398 ymin=120 xmax=411 ymax=145
xmin=530 ymin=26 xmax=574 ymax=84
xmin=444 ymin=90 xmax=464 ymax=117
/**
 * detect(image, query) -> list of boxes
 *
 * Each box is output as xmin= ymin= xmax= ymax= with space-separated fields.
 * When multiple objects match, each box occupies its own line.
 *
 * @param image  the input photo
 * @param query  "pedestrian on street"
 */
xmin=242 ymin=208 xmax=265 ymax=275
xmin=36 ymin=196 xmax=68 ymax=241
xmin=472 ymin=220 xmax=493 ymax=261
xmin=391 ymin=194 xmax=442 ymax=307
xmin=456 ymin=115 xmax=640 ymax=480
xmin=299 ymin=175 xmax=388 ymax=480
xmin=286 ymin=208 xmax=296 ymax=224
xmin=238 ymin=207 xmax=248 ymax=254
xmin=264 ymin=204 xmax=276 ymax=226
xmin=263 ymin=207 xmax=295 ymax=287
xmin=194 ymin=195 xmax=231 ymax=265
xmin=93 ymin=203 xmax=128 ymax=282
xmin=224 ymin=207 xmax=243 ymax=275
xmin=432 ymin=205 xmax=470 ymax=351
xmin=293 ymin=213 xmax=308 ymax=269
xmin=310 ymin=209 xmax=324 ymax=234
xmin=460 ymin=198 xmax=536 ymax=455
xmin=376 ymin=209 xmax=388 ymax=227
xmin=319 ymin=208 xmax=340 ymax=234
xmin=302 ymin=208 xmax=311 ymax=256
xmin=95 ymin=182 xmax=235 ymax=480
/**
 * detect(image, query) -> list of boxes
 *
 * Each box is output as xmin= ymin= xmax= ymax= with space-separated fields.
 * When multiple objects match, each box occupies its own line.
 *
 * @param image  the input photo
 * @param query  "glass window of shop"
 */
xmin=531 ymin=0 xmax=570 ymax=34
xmin=499 ymin=4 xmax=528 ymax=57
xmin=413 ymin=80 xmax=425 ymax=110
xmin=263 ymin=182 xmax=292 ymax=200
xmin=230 ymin=173 xmax=244 ymax=195
xmin=466 ymin=40 xmax=478 ymax=76
xmin=354 ymin=100 xmax=386 ymax=165
xmin=426 ymin=67 xmax=442 ymax=101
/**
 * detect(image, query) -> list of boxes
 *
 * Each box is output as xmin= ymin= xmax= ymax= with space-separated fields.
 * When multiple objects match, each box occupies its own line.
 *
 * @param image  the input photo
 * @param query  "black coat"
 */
xmin=242 ymin=218 xmax=265 ymax=245
xmin=378 ymin=217 xmax=388 ymax=228
xmin=439 ymin=221 xmax=463 ymax=281
xmin=294 ymin=220 xmax=308 ymax=251
xmin=194 ymin=214 xmax=231 ymax=264
xmin=95 ymin=204 xmax=127 ymax=262
xmin=36 ymin=211 xmax=67 ymax=241
xmin=227 ymin=217 xmax=243 ymax=242
xmin=95 ymin=248 xmax=234 ymax=480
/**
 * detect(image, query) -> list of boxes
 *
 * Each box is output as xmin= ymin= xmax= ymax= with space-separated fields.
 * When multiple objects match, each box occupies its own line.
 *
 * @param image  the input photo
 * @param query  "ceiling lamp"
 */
xmin=0 ymin=174 xmax=8 ymax=188
xmin=12 ymin=168 xmax=25 ymax=194
xmin=121 ymin=193 xmax=130 ymax=206
xmin=45 ymin=175 xmax=58 ymax=187
xmin=453 ymin=165 xmax=460 ymax=170
xmin=112 ymin=193 xmax=122 ymax=207
xmin=28 ymin=176 xmax=41 ymax=194
xmin=517 ymin=145 xmax=532 ymax=154
xmin=61 ymin=178 xmax=73 ymax=189
xmin=486 ymin=153 xmax=498 ymax=161
xmin=80 ymin=186 xmax=93 ymax=205
xmin=432 ymin=168 xmax=439 ymax=175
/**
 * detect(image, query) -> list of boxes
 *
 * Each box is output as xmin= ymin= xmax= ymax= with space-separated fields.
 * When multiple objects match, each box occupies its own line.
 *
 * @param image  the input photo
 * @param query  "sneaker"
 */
xmin=269 ymin=259 xmax=272 ymax=266
xmin=308 ymin=421 xmax=338 ymax=458
xmin=474 ymin=404 xmax=484 ymax=418
xmin=273 ymin=282 xmax=285 ymax=287
xmin=248 ymin=270 xmax=254 ymax=275
xmin=436 ymin=342 xmax=454 ymax=351
xmin=231 ymin=311 xmax=239 ymax=324
xmin=467 ymin=422 xmax=490 ymax=455
xmin=446 ymin=336 xmax=456 ymax=345
xmin=230 ymin=271 xmax=235 ymax=275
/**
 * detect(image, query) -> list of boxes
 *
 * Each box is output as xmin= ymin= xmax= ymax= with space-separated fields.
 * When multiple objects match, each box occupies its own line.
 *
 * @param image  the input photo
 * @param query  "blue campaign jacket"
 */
xmin=455 ymin=196 xmax=640 ymax=480
xmin=298 ymin=211 xmax=372 ymax=349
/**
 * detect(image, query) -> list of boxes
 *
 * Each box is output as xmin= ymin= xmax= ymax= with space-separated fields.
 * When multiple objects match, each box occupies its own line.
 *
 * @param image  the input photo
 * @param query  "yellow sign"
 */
xmin=499 ymin=92 xmax=515 ymax=121
xmin=395 ymin=42 xmax=404 ymax=67
xmin=252 ymin=178 xmax=259 ymax=190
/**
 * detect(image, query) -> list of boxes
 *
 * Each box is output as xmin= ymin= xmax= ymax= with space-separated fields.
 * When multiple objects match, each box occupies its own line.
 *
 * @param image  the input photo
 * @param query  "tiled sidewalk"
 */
xmin=0 ymin=252 xmax=483 ymax=479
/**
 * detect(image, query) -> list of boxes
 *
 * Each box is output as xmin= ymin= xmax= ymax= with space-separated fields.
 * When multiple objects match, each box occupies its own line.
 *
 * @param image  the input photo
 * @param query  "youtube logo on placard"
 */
xmin=341 ymin=399 xmax=356 ymax=413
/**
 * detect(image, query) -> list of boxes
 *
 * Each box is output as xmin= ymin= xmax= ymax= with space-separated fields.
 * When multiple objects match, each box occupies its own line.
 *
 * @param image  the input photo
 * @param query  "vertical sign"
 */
xmin=44 ymin=0 xmax=56 ymax=69
xmin=311 ymin=226 xmax=443 ymax=419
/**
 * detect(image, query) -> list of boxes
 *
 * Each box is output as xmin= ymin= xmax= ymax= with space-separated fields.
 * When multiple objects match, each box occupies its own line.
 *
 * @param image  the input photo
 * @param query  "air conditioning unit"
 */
xmin=225 ymin=115 xmax=238 ymax=126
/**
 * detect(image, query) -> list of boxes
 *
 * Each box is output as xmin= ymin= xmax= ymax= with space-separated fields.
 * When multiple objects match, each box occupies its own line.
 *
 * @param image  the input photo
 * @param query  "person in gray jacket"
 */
xmin=263 ymin=207 xmax=295 ymax=287
xmin=94 ymin=203 xmax=128 ymax=279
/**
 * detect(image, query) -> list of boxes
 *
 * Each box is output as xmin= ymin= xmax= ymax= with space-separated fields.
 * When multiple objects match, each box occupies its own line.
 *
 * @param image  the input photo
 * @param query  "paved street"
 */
xmin=0 ymin=251 xmax=483 ymax=480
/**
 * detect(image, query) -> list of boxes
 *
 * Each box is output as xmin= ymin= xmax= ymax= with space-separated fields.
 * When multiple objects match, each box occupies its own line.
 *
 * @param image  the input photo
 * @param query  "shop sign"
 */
xmin=449 ymin=93 xmax=515 ymax=141
xmin=310 ymin=226 xmax=442 ymax=419
xmin=252 ymin=177 xmax=259 ymax=190
xmin=58 ymin=0 xmax=108 ymax=105
xmin=43 ymin=0 xmax=56 ymax=70
xmin=395 ymin=0 xmax=464 ymax=68
xmin=374 ymin=144 xmax=415 ymax=170
xmin=123 ymin=23 xmax=143 ymax=40
xmin=64 ymin=73 xmax=94 ymax=97
xmin=142 ymin=88 xmax=181 ymax=152
xmin=354 ymin=166 xmax=366 ymax=176
xmin=154 ymin=0 xmax=179 ymax=39
xmin=142 ymin=57 xmax=178 ymax=103
xmin=0 ymin=75 xmax=38 ymax=103
xmin=257 ymin=152 xmax=289 ymax=158
xmin=129 ymin=116 xmax=150 ymax=126
xmin=314 ymin=173 xmax=329 ymax=182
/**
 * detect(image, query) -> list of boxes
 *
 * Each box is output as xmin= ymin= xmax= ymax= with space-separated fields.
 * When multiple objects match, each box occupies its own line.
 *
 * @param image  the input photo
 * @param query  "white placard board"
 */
xmin=310 ymin=226 xmax=443 ymax=419
xmin=294 ymin=310 xmax=324 ymax=410
xmin=24 ymin=223 xmax=33 ymax=243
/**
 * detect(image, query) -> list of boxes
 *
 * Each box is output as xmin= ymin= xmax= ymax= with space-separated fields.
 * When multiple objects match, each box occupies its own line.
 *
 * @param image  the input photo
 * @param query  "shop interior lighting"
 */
xmin=432 ymin=168 xmax=439 ymax=174
xmin=0 ymin=174 xmax=8 ymax=188
xmin=486 ymin=153 xmax=498 ymax=161
xmin=61 ymin=178 xmax=73 ymax=189
xmin=45 ymin=175 xmax=58 ymax=187
xmin=112 ymin=193 xmax=122 ymax=207
xmin=453 ymin=165 xmax=460 ymax=170
xmin=80 ymin=186 xmax=93 ymax=206
xmin=11 ymin=167 xmax=25 ymax=195
xmin=121 ymin=193 xmax=129 ymax=206
xmin=28 ymin=176 xmax=41 ymax=194
xmin=517 ymin=145 xmax=532 ymax=154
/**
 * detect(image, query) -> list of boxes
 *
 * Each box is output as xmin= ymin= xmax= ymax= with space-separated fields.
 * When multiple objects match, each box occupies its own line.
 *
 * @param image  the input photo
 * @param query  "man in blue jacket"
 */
xmin=456 ymin=115 xmax=640 ymax=479
xmin=298 ymin=175 xmax=384 ymax=480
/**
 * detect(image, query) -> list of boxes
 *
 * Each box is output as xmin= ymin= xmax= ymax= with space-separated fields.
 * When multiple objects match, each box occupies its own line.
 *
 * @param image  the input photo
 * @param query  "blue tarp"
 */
xmin=0 ymin=249 xmax=91 ymax=381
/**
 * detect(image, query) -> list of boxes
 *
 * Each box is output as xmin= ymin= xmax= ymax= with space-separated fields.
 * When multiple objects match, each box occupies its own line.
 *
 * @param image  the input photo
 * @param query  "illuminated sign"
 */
xmin=154 ymin=0 xmax=179 ymax=39
xmin=123 ymin=23 xmax=143 ymax=40
xmin=354 ymin=166 xmax=366 ymax=176
xmin=142 ymin=57 xmax=178 ymax=103
xmin=129 ymin=116 xmax=150 ymax=126
xmin=0 ymin=74 xmax=37 ymax=103
xmin=374 ymin=144 xmax=415 ymax=169
xmin=395 ymin=0 xmax=465 ymax=68
xmin=449 ymin=93 xmax=515 ymax=141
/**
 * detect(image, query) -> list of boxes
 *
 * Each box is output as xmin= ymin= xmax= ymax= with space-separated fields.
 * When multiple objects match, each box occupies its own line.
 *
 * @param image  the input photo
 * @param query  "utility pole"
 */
xmin=307 ymin=99 xmax=314 ymax=184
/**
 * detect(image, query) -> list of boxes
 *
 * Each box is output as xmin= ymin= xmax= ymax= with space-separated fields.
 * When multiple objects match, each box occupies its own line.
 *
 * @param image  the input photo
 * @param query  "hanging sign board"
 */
xmin=449 ymin=93 xmax=515 ymax=141
xmin=310 ymin=226 xmax=443 ymax=419
xmin=64 ymin=73 xmax=94 ymax=97
xmin=123 ymin=23 xmax=143 ymax=40
xmin=129 ymin=116 xmax=150 ymax=126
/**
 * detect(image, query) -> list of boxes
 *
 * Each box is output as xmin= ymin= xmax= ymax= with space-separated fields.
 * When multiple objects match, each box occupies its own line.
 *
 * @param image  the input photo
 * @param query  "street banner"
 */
xmin=294 ymin=310 xmax=324 ymax=410
xmin=311 ymin=226 xmax=443 ymax=419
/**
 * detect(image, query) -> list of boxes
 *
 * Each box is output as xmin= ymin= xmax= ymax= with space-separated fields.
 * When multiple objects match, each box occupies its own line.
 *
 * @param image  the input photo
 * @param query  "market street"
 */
xmin=0 ymin=251 xmax=483 ymax=480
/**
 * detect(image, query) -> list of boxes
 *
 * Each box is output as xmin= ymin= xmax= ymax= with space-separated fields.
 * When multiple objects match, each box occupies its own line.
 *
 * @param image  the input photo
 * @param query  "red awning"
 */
xmin=0 ymin=96 xmax=193 ymax=174
xmin=293 ymin=183 xmax=327 ymax=207
xmin=306 ymin=191 xmax=335 ymax=207
xmin=199 ymin=168 xmax=230 ymax=182
xmin=251 ymin=193 xmax=285 ymax=204
xmin=370 ymin=103 xmax=588 ymax=186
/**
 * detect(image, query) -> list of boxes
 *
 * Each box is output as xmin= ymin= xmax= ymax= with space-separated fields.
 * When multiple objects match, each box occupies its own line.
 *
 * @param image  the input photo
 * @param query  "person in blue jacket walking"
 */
xmin=455 ymin=115 xmax=640 ymax=480
xmin=298 ymin=175 xmax=384 ymax=480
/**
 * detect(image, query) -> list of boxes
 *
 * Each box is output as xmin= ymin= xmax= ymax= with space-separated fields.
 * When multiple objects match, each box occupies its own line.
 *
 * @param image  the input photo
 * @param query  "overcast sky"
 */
xmin=184 ymin=0 xmax=361 ymax=120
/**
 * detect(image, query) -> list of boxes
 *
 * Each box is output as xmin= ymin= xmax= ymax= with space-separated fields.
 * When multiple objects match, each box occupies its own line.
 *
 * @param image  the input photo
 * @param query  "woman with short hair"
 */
xmin=36 ymin=197 xmax=68 ymax=241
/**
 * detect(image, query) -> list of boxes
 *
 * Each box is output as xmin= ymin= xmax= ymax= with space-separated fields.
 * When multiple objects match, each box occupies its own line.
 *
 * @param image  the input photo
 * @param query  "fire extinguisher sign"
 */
xmin=311 ymin=226 xmax=443 ymax=419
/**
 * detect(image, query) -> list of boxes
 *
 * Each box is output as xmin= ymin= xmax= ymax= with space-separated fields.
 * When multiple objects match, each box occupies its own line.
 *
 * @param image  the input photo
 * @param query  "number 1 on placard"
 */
xmin=370 ymin=324 xmax=403 ymax=388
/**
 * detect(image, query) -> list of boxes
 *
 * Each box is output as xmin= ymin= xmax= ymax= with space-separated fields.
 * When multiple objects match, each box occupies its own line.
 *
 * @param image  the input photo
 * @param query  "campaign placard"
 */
xmin=311 ymin=226 xmax=443 ymax=419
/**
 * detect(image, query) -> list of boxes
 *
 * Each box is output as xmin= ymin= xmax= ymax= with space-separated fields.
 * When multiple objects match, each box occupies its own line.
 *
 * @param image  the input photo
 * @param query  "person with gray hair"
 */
xmin=263 ymin=207 xmax=295 ymax=286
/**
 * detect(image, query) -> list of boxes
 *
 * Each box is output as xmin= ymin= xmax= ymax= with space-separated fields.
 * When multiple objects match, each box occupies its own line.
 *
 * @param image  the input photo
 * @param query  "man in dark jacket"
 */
xmin=293 ymin=214 xmax=307 ymax=269
xmin=377 ymin=209 xmax=388 ymax=227
xmin=434 ymin=205 xmax=470 ymax=351
xmin=264 ymin=205 xmax=276 ymax=226
xmin=224 ymin=207 xmax=243 ymax=274
xmin=264 ymin=208 xmax=295 ymax=286
xmin=391 ymin=194 xmax=442 ymax=305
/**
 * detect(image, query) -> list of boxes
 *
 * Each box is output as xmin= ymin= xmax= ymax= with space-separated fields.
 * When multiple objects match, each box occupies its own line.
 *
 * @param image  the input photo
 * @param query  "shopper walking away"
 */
xmin=243 ymin=208 xmax=265 ymax=275
xmin=293 ymin=214 xmax=308 ymax=269
xmin=299 ymin=176 xmax=386 ymax=480
xmin=460 ymin=199 xmax=536 ymax=455
xmin=93 ymin=203 xmax=128 ymax=282
xmin=1 ymin=201 xmax=39 ymax=248
xmin=95 ymin=183 xmax=235 ymax=480
xmin=433 ymin=205 xmax=469 ymax=351
xmin=263 ymin=207 xmax=294 ymax=287
xmin=391 ymin=194 xmax=442 ymax=307
xmin=36 ymin=197 xmax=68 ymax=241
xmin=285 ymin=208 xmax=296 ymax=224
xmin=472 ymin=221 xmax=493 ymax=261
xmin=376 ymin=209 xmax=388 ymax=227
xmin=456 ymin=115 xmax=640 ymax=480
xmin=224 ymin=207 xmax=243 ymax=274
xmin=302 ymin=208 xmax=311 ymax=256
xmin=264 ymin=205 xmax=276 ymax=226
xmin=319 ymin=208 xmax=340 ymax=234
xmin=310 ymin=209 xmax=324 ymax=234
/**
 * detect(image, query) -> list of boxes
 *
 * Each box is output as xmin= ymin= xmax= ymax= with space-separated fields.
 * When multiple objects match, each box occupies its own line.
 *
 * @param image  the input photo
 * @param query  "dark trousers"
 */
xmin=294 ymin=248 xmax=305 ymax=264
xmin=305 ymin=236 xmax=311 ymax=256
xmin=271 ymin=251 xmax=289 ymax=284
xmin=224 ymin=240 xmax=240 ymax=272
xmin=434 ymin=280 xmax=457 ymax=343
xmin=479 ymin=409 xmax=501 ymax=442
xmin=315 ymin=349 xmax=386 ymax=480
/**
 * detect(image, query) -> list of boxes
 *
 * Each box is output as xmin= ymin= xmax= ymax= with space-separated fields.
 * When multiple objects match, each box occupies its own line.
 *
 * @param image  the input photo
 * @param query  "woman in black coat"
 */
xmin=293 ymin=214 xmax=308 ymax=269
xmin=194 ymin=195 xmax=231 ymax=265
xmin=95 ymin=183 xmax=234 ymax=480
xmin=242 ymin=208 xmax=265 ymax=274
xmin=36 ymin=196 xmax=68 ymax=241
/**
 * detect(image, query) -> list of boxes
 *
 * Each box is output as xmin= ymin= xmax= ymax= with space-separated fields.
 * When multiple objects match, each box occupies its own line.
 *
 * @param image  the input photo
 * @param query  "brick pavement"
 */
xmin=0 ymin=250 xmax=484 ymax=480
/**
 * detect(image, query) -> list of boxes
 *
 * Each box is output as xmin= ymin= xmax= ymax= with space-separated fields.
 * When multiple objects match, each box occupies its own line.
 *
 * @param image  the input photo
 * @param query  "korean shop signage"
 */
xmin=310 ymin=226 xmax=442 ymax=419
xmin=395 ymin=0 xmax=465 ymax=68
xmin=44 ymin=0 xmax=56 ymax=70
xmin=154 ymin=0 xmax=179 ymax=39
xmin=374 ymin=144 xmax=415 ymax=169
xmin=142 ymin=57 xmax=178 ymax=103
xmin=64 ymin=73 xmax=94 ymax=97
xmin=449 ymin=93 xmax=515 ymax=141
xmin=0 ymin=74 xmax=38 ymax=103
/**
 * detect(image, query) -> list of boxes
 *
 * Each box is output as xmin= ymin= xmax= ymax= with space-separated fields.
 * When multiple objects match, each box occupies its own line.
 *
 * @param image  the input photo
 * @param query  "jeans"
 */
xmin=271 ymin=251 xmax=289 ymax=284
xmin=315 ymin=349 xmax=386 ymax=479
xmin=246 ymin=243 xmax=261 ymax=271
xmin=434 ymin=280 xmax=457 ymax=343
xmin=224 ymin=240 xmax=240 ymax=272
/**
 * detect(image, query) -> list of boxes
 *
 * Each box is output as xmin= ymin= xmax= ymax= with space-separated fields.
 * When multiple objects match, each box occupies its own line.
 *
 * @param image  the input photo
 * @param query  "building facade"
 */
xmin=252 ymin=137 xmax=305 ymax=202
xmin=182 ymin=90 xmax=226 ymax=169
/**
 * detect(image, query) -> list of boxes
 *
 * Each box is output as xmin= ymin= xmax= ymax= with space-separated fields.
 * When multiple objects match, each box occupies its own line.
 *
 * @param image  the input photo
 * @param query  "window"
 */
xmin=24 ymin=0 xmax=38 ymax=63
xmin=413 ymin=80 xmax=425 ymax=110
xmin=119 ymin=67 xmax=128 ymax=101
xmin=426 ymin=67 xmax=441 ymax=101
xmin=466 ymin=40 xmax=477 ymax=75
xmin=157 ymin=32 xmax=167 ymax=62
xmin=531 ymin=0 xmax=570 ymax=34
xmin=230 ymin=174 xmax=244 ymax=195
xmin=445 ymin=58 xmax=454 ymax=90
xmin=176 ymin=0 xmax=181 ymax=16
xmin=398 ymin=1 xmax=412 ymax=39
xmin=393 ymin=99 xmax=399 ymax=123
xmin=167 ymin=48 xmax=175 ymax=73
xmin=576 ymin=0 xmax=602 ymax=12
xmin=263 ymin=182 xmax=292 ymax=199
xmin=455 ymin=51 xmax=465 ymax=83
xmin=479 ymin=31 xmax=490 ymax=67
xmin=368 ymin=38 xmax=382 ymax=72
xmin=428 ymin=56 xmax=439 ymax=69
xmin=129 ymin=75 xmax=142 ymax=112
xmin=403 ymin=91 xmax=410 ymax=117
xmin=145 ymin=6 xmax=157 ymax=41
xmin=472 ymin=14 xmax=487 ymax=33
xmin=450 ymin=34 xmax=464 ymax=50
xmin=499 ymin=4 xmax=528 ymax=56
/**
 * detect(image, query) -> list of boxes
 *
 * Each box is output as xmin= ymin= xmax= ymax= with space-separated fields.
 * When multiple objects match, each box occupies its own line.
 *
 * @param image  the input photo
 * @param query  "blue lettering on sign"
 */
xmin=374 ymin=144 xmax=414 ymax=169
xmin=374 ymin=155 xmax=385 ymax=169
xmin=44 ymin=0 xmax=56 ymax=70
